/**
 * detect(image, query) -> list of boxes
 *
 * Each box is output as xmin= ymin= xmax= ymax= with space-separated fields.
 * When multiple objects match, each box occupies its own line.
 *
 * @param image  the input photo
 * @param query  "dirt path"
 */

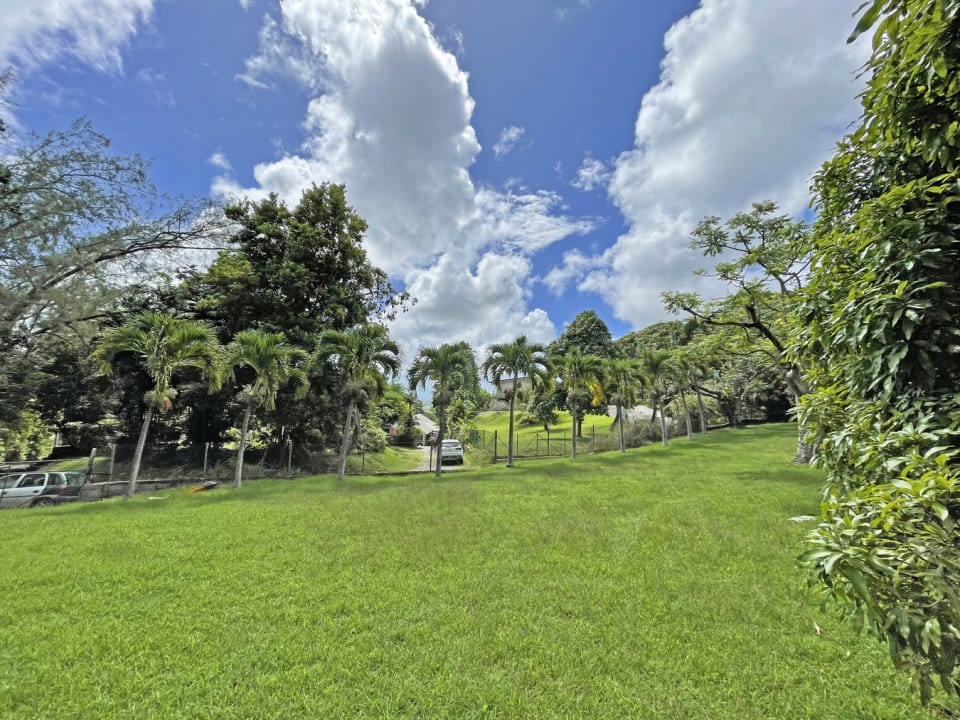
xmin=412 ymin=446 xmax=467 ymax=473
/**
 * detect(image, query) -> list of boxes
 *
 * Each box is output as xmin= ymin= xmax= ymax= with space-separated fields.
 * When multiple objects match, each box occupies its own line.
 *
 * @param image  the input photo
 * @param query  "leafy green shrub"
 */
xmin=360 ymin=418 xmax=387 ymax=452
xmin=794 ymin=0 xmax=960 ymax=704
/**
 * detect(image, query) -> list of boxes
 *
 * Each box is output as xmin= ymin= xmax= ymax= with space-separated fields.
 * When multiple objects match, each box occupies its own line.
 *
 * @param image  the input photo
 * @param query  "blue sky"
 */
xmin=1 ymin=0 xmax=868 ymax=357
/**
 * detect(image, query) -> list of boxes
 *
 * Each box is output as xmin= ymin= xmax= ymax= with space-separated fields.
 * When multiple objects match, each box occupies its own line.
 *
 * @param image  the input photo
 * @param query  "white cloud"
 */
xmin=208 ymin=151 xmax=232 ymax=172
xmin=389 ymin=251 xmax=556 ymax=358
xmin=571 ymin=155 xmax=611 ymax=192
xmin=549 ymin=0 xmax=870 ymax=329
xmin=221 ymin=0 xmax=591 ymax=354
xmin=492 ymin=125 xmax=526 ymax=160
xmin=0 ymin=0 xmax=153 ymax=75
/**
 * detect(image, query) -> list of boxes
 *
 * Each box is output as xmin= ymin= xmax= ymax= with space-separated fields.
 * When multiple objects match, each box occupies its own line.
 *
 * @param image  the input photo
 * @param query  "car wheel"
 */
xmin=32 ymin=497 xmax=55 ymax=508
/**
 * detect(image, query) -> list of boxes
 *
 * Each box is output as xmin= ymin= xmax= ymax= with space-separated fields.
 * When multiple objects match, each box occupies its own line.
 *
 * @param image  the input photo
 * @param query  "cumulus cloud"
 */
xmin=0 ymin=0 xmax=153 ymax=75
xmin=219 ymin=0 xmax=591 ymax=354
xmin=549 ymin=0 xmax=869 ymax=329
xmin=571 ymin=155 xmax=611 ymax=192
xmin=493 ymin=125 xmax=526 ymax=160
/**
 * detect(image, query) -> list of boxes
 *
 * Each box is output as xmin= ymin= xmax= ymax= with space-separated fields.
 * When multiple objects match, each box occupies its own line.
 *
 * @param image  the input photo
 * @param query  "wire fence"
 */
xmin=0 ymin=439 xmax=353 ymax=502
xmin=467 ymin=417 xmax=682 ymax=461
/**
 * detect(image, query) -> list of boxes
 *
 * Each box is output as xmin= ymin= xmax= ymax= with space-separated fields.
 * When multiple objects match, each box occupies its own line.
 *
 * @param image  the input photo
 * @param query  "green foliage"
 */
xmin=614 ymin=320 xmax=687 ymax=358
xmin=316 ymin=323 xmax=400 ymax=481
xmin=793 ymin=0 xmax=960 ymax=704
xmin=0 ymin=425 xmax=934 ymax=719
xmin=95 ymin=312 xmax=222 ymax=496
xmin=359 ymin=416 xmax=388 ymax=453
xmin=188 ymin=184 xmax=404 ymax=344
xmin=549 ymin=309 xmax=615 ymax=359
xmin=0 ymin=409 xmax=54 ymax=461
xmin=227 ymin=330 xmax=309 ymax=412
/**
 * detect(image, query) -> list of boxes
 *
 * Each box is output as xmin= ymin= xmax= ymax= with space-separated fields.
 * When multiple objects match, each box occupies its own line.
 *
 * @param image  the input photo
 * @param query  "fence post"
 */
xmin=547 ymin=429 xmax=550 ymax=456
xmin=536 ymin=433 xmax=539 ymax=457
xmin=203 ymin=442 xmax=210 ymax=480
xmin=80 ymin=447 xmax=96 ymax=501
xmin=107 ymin=443 xmax=116 ymax=482
xmin=492 ymin=430 xmax=498 ymax=463
xmin=287 ymin=439 xmax=293 ymax=477
xmin=592 ymin=424 xmax=596 ymax=452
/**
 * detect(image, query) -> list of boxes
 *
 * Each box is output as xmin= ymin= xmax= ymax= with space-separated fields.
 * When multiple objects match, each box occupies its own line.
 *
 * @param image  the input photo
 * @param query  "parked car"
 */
xmin=440 ymin=439 xmax=464 ymax=465
xmin=0 ymin=471 xmax=86 ymax=509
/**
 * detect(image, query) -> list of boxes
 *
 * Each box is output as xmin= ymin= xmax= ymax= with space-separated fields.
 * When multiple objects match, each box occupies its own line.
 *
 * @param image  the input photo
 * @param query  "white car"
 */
xmin=0 ymin=471 xmax=85 ymax=508
xmin=440 ymin=439 xmax=464 ymax=465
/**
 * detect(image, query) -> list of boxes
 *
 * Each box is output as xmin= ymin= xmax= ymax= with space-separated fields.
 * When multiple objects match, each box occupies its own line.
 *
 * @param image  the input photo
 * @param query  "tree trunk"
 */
xmin=793 ymin=408 xmax=813 ymax=465
xmin=506 ymin=392 xmax=516 ymax=467
xmin=126 ymin=405 xmax=154 ymax=499
xmin=234 ymin=404 xmax=252 ymax=489
xmin=338 ymin=397 xmax=357 ymax=482
xmin=617 ymin=400 xmax=626 ymax=452
xmin=680 ymin=390 xmax=693 ymax=440
xmin=435 ymin=409 xmax=445 ymax=478
xmin=571 ymin=404 xmax=578 ymax=459
xmin=695 ymin=386 xmax=708 ymax=434
xmin=658 ymin=398 xmax=669 ymax=447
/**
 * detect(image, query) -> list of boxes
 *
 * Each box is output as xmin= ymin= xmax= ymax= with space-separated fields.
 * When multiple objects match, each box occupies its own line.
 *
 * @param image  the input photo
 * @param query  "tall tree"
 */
xmin=317 ymin=324 xmax=400 ymax=482
xmin=663 ymin=201 xmax=813 ymax=462
xmin=481 ymin=335 xmax=551 ymax=467
xmin=550 ymin=310 xmax=615 ymax=359
xmin=639 ymin=350 xmax=674 ymax=447
xmin=408 ymin=343 xmax=475 ymax=478
xmin=226 ymin=330 xmax=309 ymax=489
xmin=794 ymin=0 xmax=960 ymax=702
xmin=187 ymin=184 xmax=404 ymax=345
xmin=0 ymin=118 xmax=226 ymax=351
xmin=560 ymin=347 xmax=603 ymax=458
xmin=602 ymin=357 xmax=641 ymax=452
xmin=94 ymin=312 xmax=220 ymax=498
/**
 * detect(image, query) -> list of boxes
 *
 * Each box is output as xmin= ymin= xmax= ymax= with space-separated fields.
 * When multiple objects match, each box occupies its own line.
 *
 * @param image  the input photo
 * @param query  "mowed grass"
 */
xmin=0 ymin=425 xmax=934 ymax=719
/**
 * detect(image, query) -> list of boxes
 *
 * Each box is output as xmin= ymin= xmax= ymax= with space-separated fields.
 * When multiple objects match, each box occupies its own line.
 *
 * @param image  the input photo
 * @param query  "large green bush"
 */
xmin=794 ymin=0 xmax=960 ymax=704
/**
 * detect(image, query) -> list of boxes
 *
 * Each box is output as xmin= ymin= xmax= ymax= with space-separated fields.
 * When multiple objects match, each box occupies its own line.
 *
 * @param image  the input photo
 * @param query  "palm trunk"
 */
xmin=658 ymin=397 xmax=669 ymax=447
xmin=571 ymin=404 xmax=578 ymax=459
xmin=680 ymin=390 xmax=693 ymax=440
xmin=126 ymin=405 xmax=154 ymax=499
xmin=695 ymin=386 xmax=708 ymax=433
xmin=338 ymin=397 xmax=357 ymax=482
xmin=506 ymin=392 xmax=516 ymax=467
xmin=617 ymin=400 xmax=626 ymax=452
xmin=234 ymin=404 xmax=252 ymax=489
xmin=435 ymin=409 xmax=445 ymax=479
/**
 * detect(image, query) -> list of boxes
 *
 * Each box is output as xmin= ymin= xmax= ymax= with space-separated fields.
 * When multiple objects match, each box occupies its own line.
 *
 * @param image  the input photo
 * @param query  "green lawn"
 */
xmin=0 ymin=425 xmax=937 ymax=719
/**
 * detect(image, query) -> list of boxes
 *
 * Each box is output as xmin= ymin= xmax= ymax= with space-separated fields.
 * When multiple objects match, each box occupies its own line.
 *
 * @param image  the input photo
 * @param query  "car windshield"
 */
xmin=442 ymin=440 xmax=460 ymax=447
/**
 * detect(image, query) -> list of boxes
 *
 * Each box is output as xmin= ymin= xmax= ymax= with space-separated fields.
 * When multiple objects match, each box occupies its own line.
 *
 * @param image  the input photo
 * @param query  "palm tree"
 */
xmin=481 ymin=335 xmax=551 ymax=467
xmin=408 ymin=343 xmax=474 ymax=478
xmin=317 ymin=324 xmax=401 ymax=482
xmin=668 ymin=350 xmax=697 ymax=440
xmin=94 ymin=312 xmax=221 ymax=498
xmin=602 ymin=357 xmax=641 ymax=452
xmin=226 ymin=330 xmax=309 ymax=489
xmin=639 ymin=349 xmax=674 ymax=447
xmin=560 ymin=347 xmax=604 ymax=459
